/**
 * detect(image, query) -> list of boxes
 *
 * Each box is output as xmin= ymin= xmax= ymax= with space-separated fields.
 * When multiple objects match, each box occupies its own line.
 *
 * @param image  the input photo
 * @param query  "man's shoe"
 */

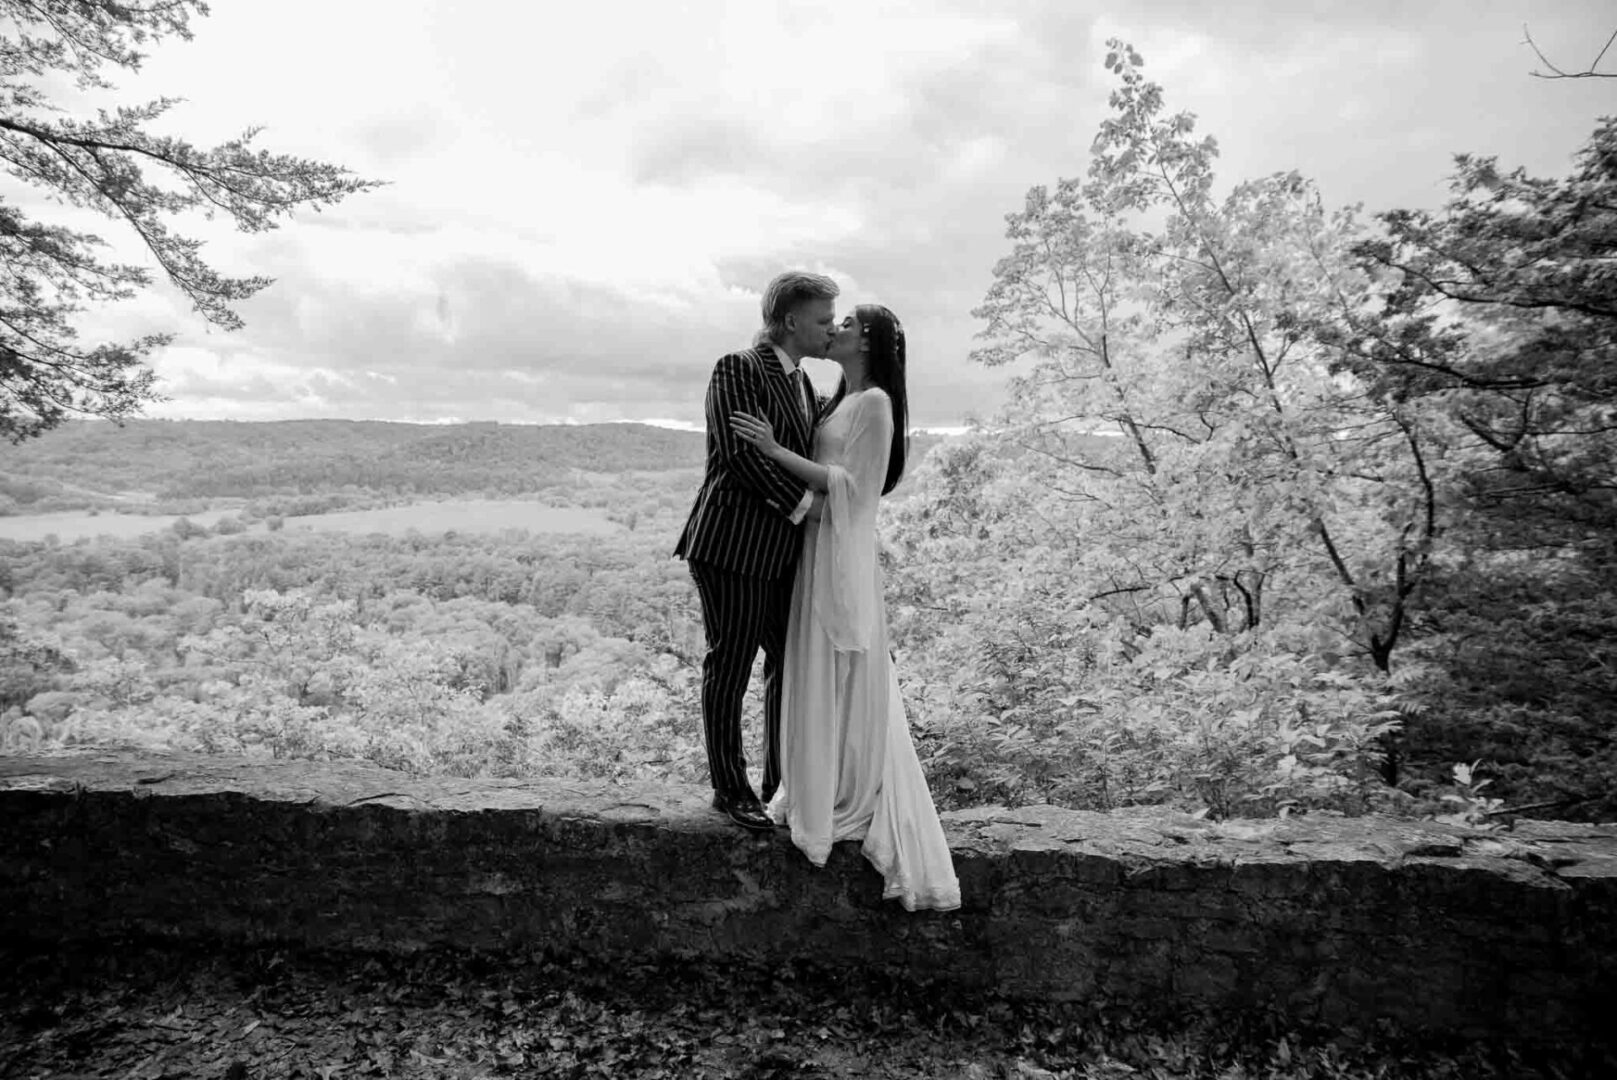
xmin=712 ymin=790 xmax=774 ymax=833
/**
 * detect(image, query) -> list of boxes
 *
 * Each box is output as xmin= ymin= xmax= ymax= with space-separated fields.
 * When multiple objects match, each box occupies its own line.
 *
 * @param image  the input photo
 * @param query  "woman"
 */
xmin=731 ymin=304 xmax=960 ymax=913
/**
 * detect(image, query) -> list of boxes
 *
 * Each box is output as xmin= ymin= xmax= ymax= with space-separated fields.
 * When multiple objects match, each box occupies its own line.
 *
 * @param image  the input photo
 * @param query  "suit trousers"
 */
xmin=687 ymin=558 xmax=795 ymax=801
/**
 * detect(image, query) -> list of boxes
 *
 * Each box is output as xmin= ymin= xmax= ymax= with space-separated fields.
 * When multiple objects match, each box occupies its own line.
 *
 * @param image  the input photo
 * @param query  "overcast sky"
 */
xmin=41 ymin=0 xmax=1617 ymax=430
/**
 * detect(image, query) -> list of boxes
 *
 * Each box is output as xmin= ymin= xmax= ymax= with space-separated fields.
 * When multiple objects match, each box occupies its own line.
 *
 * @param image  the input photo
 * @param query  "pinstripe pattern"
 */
xmin=687 ymin=559 xmax=792 ymax=799
xmin=675 ymin=343 xmax=816 ymax=799
xmin=673 ymin=345 xmax=815 ymax=578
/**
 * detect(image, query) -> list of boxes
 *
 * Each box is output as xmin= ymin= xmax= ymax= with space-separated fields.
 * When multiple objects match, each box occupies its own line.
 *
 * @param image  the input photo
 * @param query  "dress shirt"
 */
xmin=765 ymin=343 xmax=817 ymax=526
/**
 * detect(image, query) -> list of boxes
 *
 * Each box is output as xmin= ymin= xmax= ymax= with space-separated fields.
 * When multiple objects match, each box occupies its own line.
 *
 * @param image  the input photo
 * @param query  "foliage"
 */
xmin=969 ymin=40 xmax=1451 ymax=675
xmin=866 ymin=41 xmax=1435 ymax=820
xmin=0 ymin=609 xmax=70 ymax=710
xmin=0 ymin=503 xmax=718 ymax=785
xmin=1 ymin=396 xmax=1596 ymax=821
xmin=884 ymin=464 xmax=1406 ymax=819
xmin=0 ymin=0 xmax=380 ymax=440
xmin=1343 ymin=116 xmax=1617 ymax=556
xmin=882 ymin=41 xmax=1617 ymax=822
xmin=1333 ymin=113 xmax=1617 ymax=815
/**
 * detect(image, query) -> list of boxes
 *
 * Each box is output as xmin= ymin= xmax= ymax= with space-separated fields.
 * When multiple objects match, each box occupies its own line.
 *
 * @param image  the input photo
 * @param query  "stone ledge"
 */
xmin=3 ymin=749 xmax=1613 ymax=1044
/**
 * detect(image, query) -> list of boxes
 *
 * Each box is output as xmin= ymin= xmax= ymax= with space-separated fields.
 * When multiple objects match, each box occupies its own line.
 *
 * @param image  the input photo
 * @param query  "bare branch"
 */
xmin=1524 ymin=24 xmax=1617 ymax=79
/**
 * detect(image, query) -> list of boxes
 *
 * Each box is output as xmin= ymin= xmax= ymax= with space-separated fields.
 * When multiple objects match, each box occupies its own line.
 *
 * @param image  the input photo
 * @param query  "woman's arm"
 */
xmin=708 ymin=353 xmax=811 ymax=515
xmin=730 ymin=411 xmax=830 ymax=492
xmin=808 ymin=390 xmax=892 ymax=652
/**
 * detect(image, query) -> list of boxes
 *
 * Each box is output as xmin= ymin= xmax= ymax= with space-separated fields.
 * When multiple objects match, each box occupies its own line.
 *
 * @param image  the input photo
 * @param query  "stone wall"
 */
xmin=3 ymin=750 xmax=1613 ymax=1044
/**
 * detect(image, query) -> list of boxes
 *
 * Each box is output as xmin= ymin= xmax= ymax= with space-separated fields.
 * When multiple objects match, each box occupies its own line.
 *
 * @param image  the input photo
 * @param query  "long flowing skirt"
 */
xmin=768 ymin=525 xmax=960 ymax=912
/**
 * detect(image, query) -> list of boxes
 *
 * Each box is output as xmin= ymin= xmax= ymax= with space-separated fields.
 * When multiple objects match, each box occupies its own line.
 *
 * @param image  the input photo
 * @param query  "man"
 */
xmin=674 ymin=271 xmax=836 ymax=832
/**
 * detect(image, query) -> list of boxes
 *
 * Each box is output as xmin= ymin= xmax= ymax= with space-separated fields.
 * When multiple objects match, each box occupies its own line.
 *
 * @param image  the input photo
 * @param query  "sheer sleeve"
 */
xmin=812 ymin=390 xmax=893 ymax=652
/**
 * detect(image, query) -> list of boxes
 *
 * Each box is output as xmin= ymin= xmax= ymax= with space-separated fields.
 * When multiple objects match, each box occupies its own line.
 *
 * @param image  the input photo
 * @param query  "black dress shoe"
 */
xmin=711 ymin=790 xmax=774 ymax=833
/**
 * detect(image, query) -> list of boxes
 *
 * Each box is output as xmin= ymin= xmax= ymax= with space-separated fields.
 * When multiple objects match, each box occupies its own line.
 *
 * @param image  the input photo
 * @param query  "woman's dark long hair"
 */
xmin=819 ymin=304 xmax=909 ymax=495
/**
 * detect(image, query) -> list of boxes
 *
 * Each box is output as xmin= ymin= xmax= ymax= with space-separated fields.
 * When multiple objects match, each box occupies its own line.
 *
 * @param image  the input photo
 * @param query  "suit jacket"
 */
xmin=675 ymin=344 xmax=817 ymax=579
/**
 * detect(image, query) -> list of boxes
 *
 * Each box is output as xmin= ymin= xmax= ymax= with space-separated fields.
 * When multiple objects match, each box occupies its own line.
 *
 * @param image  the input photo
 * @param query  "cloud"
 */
xmin=48 ymin=0 xmax=1605 ymax=433
xmin=149 ymin=246 xmax=761 ymax=424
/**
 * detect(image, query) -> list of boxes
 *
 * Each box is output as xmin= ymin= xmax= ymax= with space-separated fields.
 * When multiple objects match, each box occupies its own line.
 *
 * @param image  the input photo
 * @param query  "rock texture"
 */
xmin=3 ymin=749 xmax=1613 ymax=1043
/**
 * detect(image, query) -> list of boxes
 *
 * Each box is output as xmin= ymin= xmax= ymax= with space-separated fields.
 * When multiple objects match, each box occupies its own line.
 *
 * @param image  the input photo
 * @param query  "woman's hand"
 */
xmin=730 ymin=411 xmax=780 ymax=458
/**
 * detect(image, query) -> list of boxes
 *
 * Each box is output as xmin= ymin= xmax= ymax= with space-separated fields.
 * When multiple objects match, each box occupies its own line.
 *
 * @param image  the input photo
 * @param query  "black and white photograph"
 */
xmin=1 ymin=1 xmax=1614 ymax=1076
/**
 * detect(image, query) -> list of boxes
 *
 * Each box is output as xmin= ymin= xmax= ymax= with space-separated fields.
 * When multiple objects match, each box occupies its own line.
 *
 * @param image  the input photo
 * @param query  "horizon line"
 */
xmin=67 ymin=415 xmax=984 ymax=436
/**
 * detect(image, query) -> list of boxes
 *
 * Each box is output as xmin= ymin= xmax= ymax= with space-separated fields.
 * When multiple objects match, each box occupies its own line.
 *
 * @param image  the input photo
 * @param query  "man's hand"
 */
xmin=804 ymin=492 xmax=826 ymax=521
xmin=731 ymin=411 xmax=781 ymax=459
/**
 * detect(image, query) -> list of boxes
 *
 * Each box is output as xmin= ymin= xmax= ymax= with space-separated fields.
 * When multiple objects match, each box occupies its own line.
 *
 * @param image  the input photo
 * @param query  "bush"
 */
xmin=917 ymin=616 xmax=1405 ymax=820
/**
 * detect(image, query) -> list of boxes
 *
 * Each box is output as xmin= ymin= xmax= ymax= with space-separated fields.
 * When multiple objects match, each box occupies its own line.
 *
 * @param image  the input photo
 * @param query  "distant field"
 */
xmin=282 ymin=500 xmax=621 ymax=537
xmin=0 ymin=508 xmax=238 ymax=543
xmin=0 ymin=500 xmax=621 ymax=543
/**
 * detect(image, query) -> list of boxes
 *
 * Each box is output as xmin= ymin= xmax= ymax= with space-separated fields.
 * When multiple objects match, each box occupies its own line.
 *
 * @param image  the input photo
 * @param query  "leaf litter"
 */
xmin=0 ymin=942 xmax=1602 ymax=1079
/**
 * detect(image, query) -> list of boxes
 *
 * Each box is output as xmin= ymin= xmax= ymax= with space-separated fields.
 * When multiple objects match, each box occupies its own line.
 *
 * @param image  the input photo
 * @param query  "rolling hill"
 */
xmin=0 ymin=418 xmax=954 ymax=513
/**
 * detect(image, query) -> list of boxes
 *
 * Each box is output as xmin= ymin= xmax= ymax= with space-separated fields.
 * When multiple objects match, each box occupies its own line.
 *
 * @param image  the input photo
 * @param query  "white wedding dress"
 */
xmin=769 ymin=388 xmax=961 ymax=912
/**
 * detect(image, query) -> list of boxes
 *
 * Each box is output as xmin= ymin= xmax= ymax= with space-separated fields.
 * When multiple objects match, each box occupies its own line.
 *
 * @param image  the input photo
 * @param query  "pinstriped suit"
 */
xmin=675 ymin=343 xmax=816 ymax=801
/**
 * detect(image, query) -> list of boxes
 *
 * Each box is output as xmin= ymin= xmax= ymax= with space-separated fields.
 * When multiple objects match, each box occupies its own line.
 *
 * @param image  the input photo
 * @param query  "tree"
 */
xmin=0 ymin=1 xmax=382 ymax=441
xmin=866 ymin=41 xmax=1441 ymax=816
xmin=969 ymin=40 xmax=1449 ymax=672
xmin=1333 ymin=116 xmax=1617 ymax=807
xmin=1342 ymin=117 xmax=1617 ymax=554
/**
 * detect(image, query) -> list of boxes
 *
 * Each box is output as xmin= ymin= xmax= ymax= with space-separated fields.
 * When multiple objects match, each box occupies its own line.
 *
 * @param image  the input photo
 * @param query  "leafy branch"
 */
xmin=0 ymin=0 xmax=383 ymax=441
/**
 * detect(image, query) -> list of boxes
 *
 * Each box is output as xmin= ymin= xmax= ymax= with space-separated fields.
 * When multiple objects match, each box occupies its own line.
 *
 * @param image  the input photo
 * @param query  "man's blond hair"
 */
xmin=759 ymin=271 xmax=839 ymax=345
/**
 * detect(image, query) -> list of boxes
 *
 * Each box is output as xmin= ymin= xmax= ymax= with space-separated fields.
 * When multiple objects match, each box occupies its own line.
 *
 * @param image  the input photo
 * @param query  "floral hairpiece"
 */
xmin=860 ymin=311 xmax=904 ymax=339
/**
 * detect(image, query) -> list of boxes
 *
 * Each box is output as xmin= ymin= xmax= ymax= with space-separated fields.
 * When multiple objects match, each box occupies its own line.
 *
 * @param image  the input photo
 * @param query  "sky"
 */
xmin=24 ymin=0 xmax=1617 ymax=431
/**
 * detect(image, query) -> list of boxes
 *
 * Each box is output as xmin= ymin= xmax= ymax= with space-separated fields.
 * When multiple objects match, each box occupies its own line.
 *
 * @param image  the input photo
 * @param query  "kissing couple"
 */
xmin=674 ymin=271 xmax=960 ymax=913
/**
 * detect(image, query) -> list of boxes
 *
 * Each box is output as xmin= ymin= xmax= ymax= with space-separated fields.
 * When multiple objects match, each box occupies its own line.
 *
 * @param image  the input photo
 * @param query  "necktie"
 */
xmin=788 ymin=367 xmax=810 ymax=426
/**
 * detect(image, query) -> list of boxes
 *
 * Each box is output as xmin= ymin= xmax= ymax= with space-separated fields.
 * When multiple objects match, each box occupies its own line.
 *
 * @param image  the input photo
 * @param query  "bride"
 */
xmin=730 ymin=304 xmax=960 ymax=913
